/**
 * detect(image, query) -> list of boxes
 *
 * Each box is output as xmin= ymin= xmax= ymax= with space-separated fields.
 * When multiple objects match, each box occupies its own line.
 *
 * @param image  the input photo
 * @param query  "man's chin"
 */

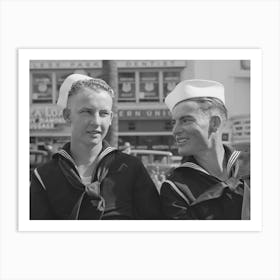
xmin=178 ymin=147 xmax=192 ymax=157
xmin=85 ymin=136 xmax=102 ymax=146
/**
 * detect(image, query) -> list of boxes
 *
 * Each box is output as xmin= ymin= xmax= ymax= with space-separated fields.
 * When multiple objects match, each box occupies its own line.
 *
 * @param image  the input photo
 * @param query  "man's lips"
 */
xmin=87 ymin=130 xmax=101 ymax=135
xmin=175 ymin=137 xmax=190 ymax=145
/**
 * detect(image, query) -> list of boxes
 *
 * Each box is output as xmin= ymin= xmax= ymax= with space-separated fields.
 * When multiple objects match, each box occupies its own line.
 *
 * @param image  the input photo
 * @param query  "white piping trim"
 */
xmin=180 ymin=162 xmax=209 ymax=175
xmin=34 ymin=168 xmax=47 ymax=191
xmin=180 ymin=151 xmax=241 ymax=178
xmin=57 ymin=145 xmax=117 ymax=181
xmin=57 ymin=150 xmax=77 ymax=168
xmin=164 ymin=180 xmax=190 ymax=205
xmin=227 ymin=151 xmax=241 ymax=176
xmin=227 ymin=151 xmax=239 ymax=169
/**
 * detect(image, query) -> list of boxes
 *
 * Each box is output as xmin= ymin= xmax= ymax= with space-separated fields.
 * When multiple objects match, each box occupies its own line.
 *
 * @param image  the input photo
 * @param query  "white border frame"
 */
xmin=18 ymin=48 xmax=262 ymax=232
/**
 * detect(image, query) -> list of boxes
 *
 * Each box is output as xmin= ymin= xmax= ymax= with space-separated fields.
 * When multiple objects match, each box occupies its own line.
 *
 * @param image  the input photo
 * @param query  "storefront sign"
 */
xmin=163 ymin=71 xmax=180 ymax=97
xmin=231 ymin=117 xmax=250 ymax=142
xmin=118 ymin=73 xmax=136 ymax=99
xmin=117 ymin=60 xmax=187 ymax=68
xmin=139 ymin=72 xmax=159 ymax=100
xmin=30 ymin=61 xmax=102 ymax=69
xmin=118 ymin=109 xmax=171 ymax=120
xmin=32 ymin=74 xmax=52 ymax=101
xmin=30 ymin=60 xmax=187 ymax=69
xmin=30 ymin=106 xmax=66 ymax=130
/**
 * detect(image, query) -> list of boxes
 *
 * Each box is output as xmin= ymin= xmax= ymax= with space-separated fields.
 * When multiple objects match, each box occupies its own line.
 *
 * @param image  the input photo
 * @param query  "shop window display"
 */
xmin=118 ymin=72 xmax=136 ymax=102
xmin=139 ymin=72 xmax=159 ymax=102
xmin=32 ymin=72 xmax=53 ymax=103
xmin=163 ymin=71 xmax=180 ymax=97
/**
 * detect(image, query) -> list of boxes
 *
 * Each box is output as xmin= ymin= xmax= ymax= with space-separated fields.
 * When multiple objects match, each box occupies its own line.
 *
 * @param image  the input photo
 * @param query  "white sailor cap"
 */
xmin=57 ymin=73 xmax=93 ymax=108
xmin=165 ymin=79 xmax=225 ymax=111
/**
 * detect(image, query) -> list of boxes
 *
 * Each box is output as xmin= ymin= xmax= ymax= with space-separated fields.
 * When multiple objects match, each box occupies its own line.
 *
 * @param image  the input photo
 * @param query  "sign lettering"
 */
xmin=30 ymin=106 xmax=66 ymax=130
xmin=30 ymin=60 xmax=187 ymax=69
xmin=118 ymin=109 xmax=171 ymax=120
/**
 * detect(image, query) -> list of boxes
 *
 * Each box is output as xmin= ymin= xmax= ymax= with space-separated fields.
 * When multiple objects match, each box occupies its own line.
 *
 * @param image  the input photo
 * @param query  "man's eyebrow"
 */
xmin=179 ymin=115 xmax=195 ymax=121
xmin=78 ymin=106 xmax=93 ymax=111
xmin=171 ymin=115 xmax=193 ymax=122
xmin=78 ymin=107 xmax=111 ymax=113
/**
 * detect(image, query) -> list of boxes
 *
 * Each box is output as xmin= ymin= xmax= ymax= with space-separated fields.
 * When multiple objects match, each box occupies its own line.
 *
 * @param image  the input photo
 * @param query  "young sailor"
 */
xmin=160 ymin=79 xmax=250 ymax=219
xmin=30 ymin=74 xmax=161 ymax=220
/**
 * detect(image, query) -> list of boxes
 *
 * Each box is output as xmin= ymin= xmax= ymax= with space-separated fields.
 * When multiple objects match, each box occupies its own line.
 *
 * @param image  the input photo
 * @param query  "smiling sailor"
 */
xmin=160 ymin=79 xmax=250 ymax=220
xmin=30 ymin=73 xmax=161 ymax=220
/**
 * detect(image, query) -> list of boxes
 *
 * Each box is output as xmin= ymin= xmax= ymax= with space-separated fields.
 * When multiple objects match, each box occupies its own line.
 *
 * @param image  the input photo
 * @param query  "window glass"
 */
xmin=32 ymin=73 xmax=52 ymax=103
xmin=139 ymin=72 xmax=159 ymax=102
xmin=118 ymin=72 xmax=136 ymax=102
xmin=163 ymin=71 xmax=180 ymax=97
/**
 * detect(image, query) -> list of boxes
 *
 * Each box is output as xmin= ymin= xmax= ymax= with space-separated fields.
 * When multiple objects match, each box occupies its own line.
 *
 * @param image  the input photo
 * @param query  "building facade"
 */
xmin=29 ymin=60 xmax=250 ymax=155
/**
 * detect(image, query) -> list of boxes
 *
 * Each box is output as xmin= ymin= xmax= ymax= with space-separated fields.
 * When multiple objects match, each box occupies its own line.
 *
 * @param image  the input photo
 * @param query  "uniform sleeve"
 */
xmin=160 ymin=182 xmax=193 ymax=219
xmin=30 ymin=170 xmax=54 ymax=220
xmin=133 ymin=160 xmax=162 ymax=219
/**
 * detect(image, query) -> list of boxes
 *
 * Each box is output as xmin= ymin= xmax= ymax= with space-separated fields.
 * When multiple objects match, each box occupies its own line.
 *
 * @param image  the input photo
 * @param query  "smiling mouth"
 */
xmin=87 ymin=131 xmax=101 ymax=135
xmin=176 ymin=138 xmax=189 ymax=145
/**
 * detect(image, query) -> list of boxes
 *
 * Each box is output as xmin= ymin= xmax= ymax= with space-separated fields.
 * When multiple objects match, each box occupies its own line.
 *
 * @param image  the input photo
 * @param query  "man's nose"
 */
xmin=172 ymin=122 xmax=181 ymax=136
xmin=89 ymin=113 xmax=101 ymax=125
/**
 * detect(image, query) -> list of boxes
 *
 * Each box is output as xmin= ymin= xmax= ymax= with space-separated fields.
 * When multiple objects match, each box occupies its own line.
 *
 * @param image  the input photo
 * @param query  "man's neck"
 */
xmin=194 ymin=143 xmax=228 ymax=180
xmin=70 ymin=141 xmax=103 ymax=167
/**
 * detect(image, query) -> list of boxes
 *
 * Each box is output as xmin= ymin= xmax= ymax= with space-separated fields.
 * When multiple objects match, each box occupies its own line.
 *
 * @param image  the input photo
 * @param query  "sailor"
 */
xmin=160 ymin=79 xmax=250 ymax=219
xmin=30 ymin=74 xmax=161 ymax=220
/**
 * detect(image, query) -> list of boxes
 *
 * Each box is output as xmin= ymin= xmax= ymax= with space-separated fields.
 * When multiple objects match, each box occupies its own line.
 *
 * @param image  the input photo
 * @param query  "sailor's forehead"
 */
xmin=172 ymin=100 xmax=200 ymax=116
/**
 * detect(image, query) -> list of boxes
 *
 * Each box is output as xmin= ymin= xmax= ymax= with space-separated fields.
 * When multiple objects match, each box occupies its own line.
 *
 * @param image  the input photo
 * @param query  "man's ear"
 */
xmin=63 ymin=108 xmax=71 ymax=123
xmin=209 ymin=115 xmax=222 ymax=134
xmin=109 ymin=111 xmax=113 ymax=125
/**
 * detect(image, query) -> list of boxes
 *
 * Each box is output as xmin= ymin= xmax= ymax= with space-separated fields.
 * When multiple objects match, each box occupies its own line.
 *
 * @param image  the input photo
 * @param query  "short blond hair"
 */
xmin=68 ymin=78 xmax=114 ymax=99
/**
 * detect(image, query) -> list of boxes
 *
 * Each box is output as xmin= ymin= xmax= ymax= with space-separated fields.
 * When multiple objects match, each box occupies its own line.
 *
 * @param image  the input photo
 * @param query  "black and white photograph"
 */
xmin=18 ymin=49 xmax=261 ymax=231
